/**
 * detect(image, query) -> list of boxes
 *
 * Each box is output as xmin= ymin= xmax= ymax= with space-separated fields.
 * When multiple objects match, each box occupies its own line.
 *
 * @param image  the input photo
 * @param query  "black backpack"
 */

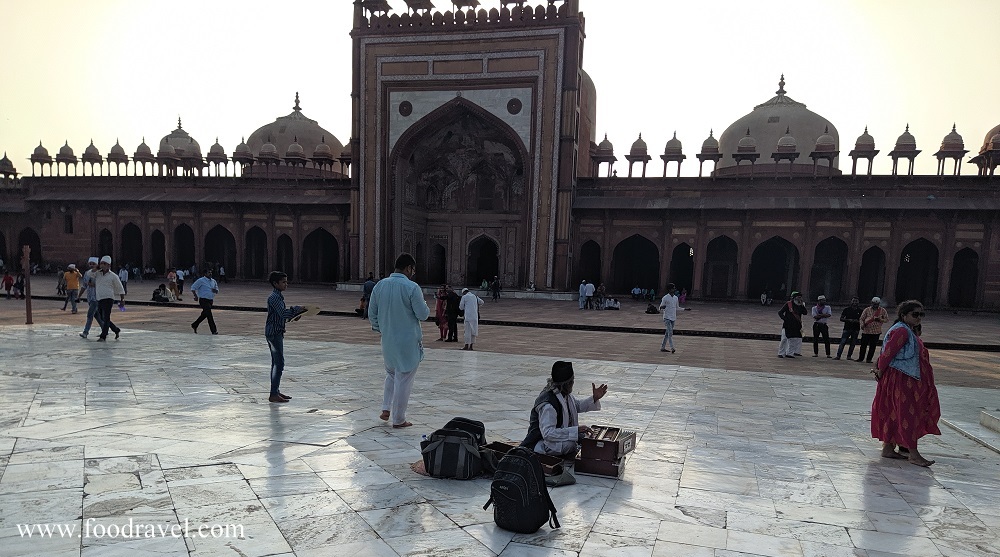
xmin=444 ymin=417 xmax=487 ymax=446
xmin=420 ymin=428 xmax=483 ymax=480
xmin=483 ymin=447 xmax=560 ymax=534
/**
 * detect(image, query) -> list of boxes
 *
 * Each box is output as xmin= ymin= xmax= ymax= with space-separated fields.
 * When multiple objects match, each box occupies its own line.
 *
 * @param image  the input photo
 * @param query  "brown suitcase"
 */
xmin=484 ymin=441 xmax=564 ymax=476
xmin=579 ymin=425 xmax=636 ymax=461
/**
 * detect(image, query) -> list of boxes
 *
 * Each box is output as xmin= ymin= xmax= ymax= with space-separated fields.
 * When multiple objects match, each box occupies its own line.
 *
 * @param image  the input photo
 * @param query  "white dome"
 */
xmin=247 ymin=93 xmax=344 ymax=159
xmin=717 ymin=76 xmax=838 ymax=175
xmin=855 ymin=127 xmax=875 ymax=150
xmin=159 ymin=117 xmax=201 ymax=157
xmin=940 ymin=124 xmax=964 ymax=151
xmin=894 ymin=125 xmax=916 ymax=149
xmin=776 ymin=128 xmax=797 ymax=151
xmin=700 ymin=130 xmax=719 ymax=153
xmin=737 ymin=129 xmax=757 ymax=152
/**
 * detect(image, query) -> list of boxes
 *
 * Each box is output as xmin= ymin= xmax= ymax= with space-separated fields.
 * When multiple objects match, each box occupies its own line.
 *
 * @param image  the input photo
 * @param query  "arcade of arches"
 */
xmin=570 ymin=230 xmax=986 ymax=307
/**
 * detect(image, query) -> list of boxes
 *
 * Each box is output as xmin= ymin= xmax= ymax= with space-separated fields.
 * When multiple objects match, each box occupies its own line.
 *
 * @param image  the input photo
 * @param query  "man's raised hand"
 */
xmin=593 ymin=382 xmax=608 ymax=401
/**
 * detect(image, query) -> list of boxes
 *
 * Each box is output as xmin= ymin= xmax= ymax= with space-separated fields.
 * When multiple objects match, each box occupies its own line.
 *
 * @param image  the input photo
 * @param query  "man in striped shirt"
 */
xmin=265 ymin=271 xmax=304 ymax=403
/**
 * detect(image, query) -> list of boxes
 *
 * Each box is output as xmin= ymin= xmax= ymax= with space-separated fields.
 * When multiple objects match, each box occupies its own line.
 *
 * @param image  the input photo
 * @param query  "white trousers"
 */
xmin=464 ymin=324 xmax=477 ymax=345
xmin=778 ymin=330 xmax=803 ymax=356
xmin=382 ymin=366 xmax=417 ymax=426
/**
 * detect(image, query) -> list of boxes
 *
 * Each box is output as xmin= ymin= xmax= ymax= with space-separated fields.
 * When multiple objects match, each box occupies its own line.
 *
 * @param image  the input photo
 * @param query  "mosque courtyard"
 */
xmin=1 ymin=290 xmax=999 ymax=557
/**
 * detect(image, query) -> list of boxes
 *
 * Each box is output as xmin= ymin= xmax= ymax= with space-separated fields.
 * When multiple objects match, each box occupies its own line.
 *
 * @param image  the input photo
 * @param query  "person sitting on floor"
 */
xmin=152 ymin=283 xmax=171 ymax=303
xmin=521 ymin=361 xmax=608 ymax=486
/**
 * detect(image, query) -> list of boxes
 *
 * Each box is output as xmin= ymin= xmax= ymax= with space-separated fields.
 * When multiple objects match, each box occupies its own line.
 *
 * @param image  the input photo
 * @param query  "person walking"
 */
xmin=658 ymin=282 xmax=678 ymax=353
xmin=79 ymin=257 xmax=104 ymax=338
xmin=362 ymin=273 xmax=376 ymax=319
xmin=490 ymin=276 xmax=501 ymax=302
xmin=834 ymin=296 xmax=863 ymax=360
xmin=811 ymin=295 xmax=833 ymax=357
xmin=434 ymin=284 xmax=448 ymax=341
xmin=459 ymin=287 xmax=485 ymax=350
xmin=578 ymin=280 xmax=587 ymax=310
xmin=777 ymin=291 xmax=807 ymax=358
xmin=264 ymin=271 xmax=304 ymax=403
xmin=175 ymin=268 xmax=185 ymax=300
xmin=871 ymin=300 xmax=940 ymax=467
xmin=190 ymin=269 xmax=220 ymax=334
xmin=166 ymin=268 xmax=179 ymax=301
xmin=94 ymin=256 xmax=125 ymax=342
xmin=858 ymin=297 xmax=889 ymax=363
xmin=118 ymin=265 xmax=130 ymax=295
xmin=218 ymin=265 xmax=227 ymax=283
xmin=368 ymin=253 xmax=429 ymax=428
xmin=584 ymin=280 xmax=596 ymax=309
xmin=61 ymin=264 xmax=82 ymax=313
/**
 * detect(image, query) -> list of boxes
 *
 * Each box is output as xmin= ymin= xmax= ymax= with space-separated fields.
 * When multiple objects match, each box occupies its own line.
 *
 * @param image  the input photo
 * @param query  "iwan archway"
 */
xmin=390 ymin=97 xmax=530 ymax=288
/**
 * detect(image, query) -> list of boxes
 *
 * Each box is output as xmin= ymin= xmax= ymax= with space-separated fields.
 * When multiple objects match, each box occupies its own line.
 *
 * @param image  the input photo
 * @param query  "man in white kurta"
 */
xmin=368 ymin=254 xmax=430 ymax=428
xmin=458 ymin=287 xmax=484 ymax=350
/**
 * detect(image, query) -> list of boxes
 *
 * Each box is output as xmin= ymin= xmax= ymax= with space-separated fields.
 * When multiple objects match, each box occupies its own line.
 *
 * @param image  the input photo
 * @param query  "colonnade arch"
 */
xmin=748 ymin=236 xmax=799 ymax=300
xmin=669 ymin=243 xmax=694 ymax=293
xmin=611 ymin=234 xmax=659 ymax=293
xmin=857 ymin=246 xmax=886 ymax=301
xmin=98 ymin=229 xmax=113 ymax=260
xmin=301 ymin=228 xmax=338 ymax=282
xmin=894 ymin=238 xmax=938 ymax=304
xmin=948 ymin=248 xmax=979 ymax=308
xmin=276 ymin=235 xmax=293 ymax=279
xmin=467 ymin=235 xmax=500 ymax=287
xmin=151 ymin=230 xmax=166 ymax=273
xmin=204 ymin=225 xmax=237 ymax=277
xmin=244 ymin=227 xmax=268 ymax=280
xmin=809 ymin=236 xmax=848 ymax=301
xmin=428 ymin=243 xmax=447 ymax=286
xmin=577 ymin=240 xmax=601 ymax=286
xmin=703 ymin=235 xmax=738 ymax=298
xmin=18 ymin=228 xmax=42 ymax=267
xmin=173 ymin=224 xmax=195 ymax=270
xmin=121 ymin=223 xmax=142 ymax=268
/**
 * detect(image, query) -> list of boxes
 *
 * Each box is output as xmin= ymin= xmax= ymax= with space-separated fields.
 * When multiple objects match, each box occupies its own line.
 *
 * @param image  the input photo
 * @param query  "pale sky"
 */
xmin=1 ymin=0 xmax=997 ymax=177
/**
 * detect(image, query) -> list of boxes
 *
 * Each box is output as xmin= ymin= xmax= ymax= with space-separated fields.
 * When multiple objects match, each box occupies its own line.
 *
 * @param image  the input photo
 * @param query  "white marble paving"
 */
xmin=1 ymin=324 xmax=999 ymax=556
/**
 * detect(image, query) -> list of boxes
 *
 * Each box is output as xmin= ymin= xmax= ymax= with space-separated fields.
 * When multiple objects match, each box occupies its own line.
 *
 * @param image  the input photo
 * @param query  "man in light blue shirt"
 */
xmin=190 ymin=269 xmax=220 ymax=334
xmin=368 ymin=253 xmax=430 ymax=428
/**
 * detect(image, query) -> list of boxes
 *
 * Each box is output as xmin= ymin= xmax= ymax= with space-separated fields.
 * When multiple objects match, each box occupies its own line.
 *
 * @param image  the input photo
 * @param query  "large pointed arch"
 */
xmin=98 ymin=228 xmax=114 ymax=260
xmin=857 ymin=246 xmax=886 ymax=300
xmin=173 ymin=224 xmax=195 ymax=270
xmin=467 ymin=234 xmax=500 ymax=287
xmin=611 ymin=234 xmax=659 ymax=293
xmin=949 ymin=248 xmax=978 ymax=308
xmin=895 ymin=238 xmax=938 ymax=304
xmin=748 ymin=236 xmax=800 ymax=300
xmin=809 ymin=236 xmax=848 ymax=301
xmin=204 ymin=225 xmax=237 ymax=276
xmin=121 ymin=223 xmax=143 ymax=269
xmin=18 ymin=228 xmax=42 ymax=268
xmin=244 ymin=226 xmax=268 ymax=280
xmin=276 ymin=234 xmax=293 ymax=279
xmin=703 ymin=235 xmax=738 ymax=298
xmin=301 ymin=228 xmax=339 ymax=282
xmin=576 ymin=240 xmax=601 ymax=286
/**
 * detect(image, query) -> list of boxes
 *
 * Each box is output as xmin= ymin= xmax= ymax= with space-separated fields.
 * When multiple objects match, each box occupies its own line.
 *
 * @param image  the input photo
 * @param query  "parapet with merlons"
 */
xmin=356 ymin=2 xmax=582 ymax=35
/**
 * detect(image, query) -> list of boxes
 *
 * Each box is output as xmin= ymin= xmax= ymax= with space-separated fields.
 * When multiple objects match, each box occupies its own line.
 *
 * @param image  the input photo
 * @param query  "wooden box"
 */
xmin=574 ymin=455 xmax=626 ymax=478
xmin=484 ymin=441 xmax=564 ymax=476
xmin=579 ymin=425 xmax=636 ymax=461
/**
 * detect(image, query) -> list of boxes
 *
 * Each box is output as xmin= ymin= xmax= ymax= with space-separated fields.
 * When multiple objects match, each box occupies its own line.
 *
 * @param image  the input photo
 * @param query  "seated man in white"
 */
xmin=521 ymin=361 xmax=608 ymax=485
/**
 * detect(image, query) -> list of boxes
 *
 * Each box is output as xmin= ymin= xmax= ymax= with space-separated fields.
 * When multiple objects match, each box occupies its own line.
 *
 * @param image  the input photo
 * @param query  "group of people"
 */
xmin=579 ymin=280 xmax=620 ymax=310
xmin=777 ymin=293 xmax=890 ymax=362
xmin=433 ymin=284 xmax=485 ymax=350
xmin=479 ymin=276 xmax=502 ymax=302
xmin=2 ymin=269 xmax=27 ymax=299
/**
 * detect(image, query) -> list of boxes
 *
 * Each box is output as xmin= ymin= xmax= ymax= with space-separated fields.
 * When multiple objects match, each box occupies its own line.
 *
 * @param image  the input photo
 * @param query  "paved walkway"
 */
xmin=1 ymin=304 xmax=999 ymax=555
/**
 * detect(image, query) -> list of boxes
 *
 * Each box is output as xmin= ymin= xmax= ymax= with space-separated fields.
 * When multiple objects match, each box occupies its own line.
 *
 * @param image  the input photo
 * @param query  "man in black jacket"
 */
xmin=444 ymin=285 xmax=461 ymax=342
xmin=834 ymin=296 xmax=863 ymax=360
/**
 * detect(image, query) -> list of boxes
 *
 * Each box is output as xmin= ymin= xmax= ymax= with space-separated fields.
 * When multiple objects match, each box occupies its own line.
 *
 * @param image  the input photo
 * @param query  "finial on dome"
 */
xmin=709 ymin=129 xmax=714 ymax=137
xmin=321 ymin=135 xmax=326 ymax=144
xmin=905 ymin=123 xmax=909 ymax=132
xmin=864 ymin=126 xmax=868 ymax=133
xmin=824 ymin=126 xmax=829 ymax=133
xmin=294 ymin=136 xmax=298 ymax=143
xmin=294 ymin=92 xmax=301 ymax=112
xmin=785 ymin=126 xmax=790 ymax=134
xmin=177 ymin=116 xmax=182 ymax=130
xmin=603 ymin=133 xmax=608 ymax=140
xmin=952 ymin=123 xmax=956 ymax=132
xmin=746 ymin=127 xmax=751 ymax=136
xmin=673 ymin=131 xmax=677 ymax=139
xmin=776 ymin=74 xmax=786 ymax=95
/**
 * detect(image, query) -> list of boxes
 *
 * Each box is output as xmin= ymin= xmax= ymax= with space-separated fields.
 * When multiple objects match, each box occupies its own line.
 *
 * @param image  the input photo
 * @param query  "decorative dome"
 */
xmin=990 ymin=133 xmax=1000 ymax=151
xmin=58 ymin=141 xmax=75 ymax=158
xmin=234 ymin=137 xmax=252 ymax=156
xmin=246 ymin=92 xmax=344 ymax=160
xmin=0 ymin=152 xmax=14 ymax=174
xmin=717 ymin=75 xmax=839 ymax=175
xmin=135 ymin=138 xmax=152 ymax=156
xmin=285 ymin=136 xmax=305 ymax=158
xmin=157 ymin=141 xmax=176 ymax=157
xmin=664 ymin=132 xmax=682 ymax=155
xmin=700 ymin=130 xmax=719 ymax=154
xmin=159 ymin=117 xmax=201 ymax=157
xmin=312 ymin=136 xmax=334 ymax=159
xmin=979 ymin=124 xmax=1000 ymax=153
xmin=855 ymin=126 xmax=875 ymax=150
xmin=108 ymin=140 xmax=128 ymax=164
xmin=629 ymin=134 xmax=648 ymax=156
xmin=940 ymin=124 xmax=964 ymax=151
xmin=737 ymin=128 xmax=757 ymax=152
xmin=340 ymin=142 xmax=353 ymax=159
xmin=209 ymin=138 xmax=225 ymax=155
xmin=596 ymin=134 xmax=614 ymax=155
xmin=776 ymin=127 xmax=797 ymax=152
xmin=814 ymin=126 xmax=836 ymax=152
xmin=894 ymin=124 xmax=916 ymax=149
xmin=33 ymin=142 xmax=49 ymax=158
xmin=258 ymin=136 xmax=279 ymax=161
xmin=82 ymin=140 xmax=103 ymax=163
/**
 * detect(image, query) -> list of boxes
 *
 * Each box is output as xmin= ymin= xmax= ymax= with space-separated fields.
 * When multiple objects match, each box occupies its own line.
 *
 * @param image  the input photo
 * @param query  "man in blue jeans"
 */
xmin=264 ymin=271 xmax=303 ymax=403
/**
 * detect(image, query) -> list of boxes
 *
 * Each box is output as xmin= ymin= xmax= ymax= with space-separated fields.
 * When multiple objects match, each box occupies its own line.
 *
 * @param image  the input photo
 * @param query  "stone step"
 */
xmin=981 ymin=410 xmax=1000 ymax=434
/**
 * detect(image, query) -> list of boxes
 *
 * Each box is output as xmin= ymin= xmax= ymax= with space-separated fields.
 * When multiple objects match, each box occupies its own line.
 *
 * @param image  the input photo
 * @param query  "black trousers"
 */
xmin=192 ymin=298 xmax=217 ymax=333
xmin=98 ymin=298 xmax=121 ymax=339
xmin=858 ymin=333 xmax=880 ymax=362
xmin=446 ymin=314 xmax=458 ymax=340
xmin=812 ymin=323 xmax=830 ymax=355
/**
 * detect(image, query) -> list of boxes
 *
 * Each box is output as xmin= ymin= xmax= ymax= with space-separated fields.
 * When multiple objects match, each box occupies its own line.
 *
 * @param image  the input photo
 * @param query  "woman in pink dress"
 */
xmin=870 ymin=300 xmax=940 ymax=467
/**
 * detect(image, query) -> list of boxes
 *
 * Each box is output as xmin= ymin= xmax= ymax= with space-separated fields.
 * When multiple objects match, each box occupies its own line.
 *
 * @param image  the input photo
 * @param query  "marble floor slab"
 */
xmin=1 ymin=324 xmax=998 ymax=556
